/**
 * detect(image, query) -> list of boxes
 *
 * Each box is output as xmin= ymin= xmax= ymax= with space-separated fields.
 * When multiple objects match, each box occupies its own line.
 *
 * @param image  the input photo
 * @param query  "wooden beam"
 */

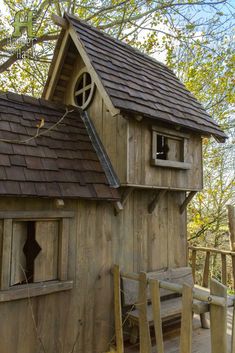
xmin=189 ymin=245 xmax=235 ymax=256
xmin=179 ymin=284 xmax=193 ymax=353
xmin=114 ymin=187 xmax=134 ymax=215
xmin=44 ymin=30 xmax=70 ymax=100
xmin=210 ymin=278 xmax=227 ymax=353
xmin=231 ymin=303 xmax=235 ymax=353
xmin=113 ymin=265 xmax=124 ymax=353
xmin=0 ymin=210 xmax=74 ymax=219
xmin=1 ymin=219 xmax=12 ymax=290
xmin=150 ymin=280 xmax=164 ymax=353
xmin=138 ymin=272 xmax=152 ymax=353
xmin=179 ymin=191 xmax=197 ymax=214
xmin=148 ymin=190 xmax=167 ymax=214
xmin=0 ymin=280 xmax=73 ymax=302
xmin=52 ymin=14 xmax=68 ymax=29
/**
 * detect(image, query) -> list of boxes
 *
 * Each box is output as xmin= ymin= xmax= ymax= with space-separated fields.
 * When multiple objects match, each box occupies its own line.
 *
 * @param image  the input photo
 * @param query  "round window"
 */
xmin=73 ymin=69 xmax=95 ymax=109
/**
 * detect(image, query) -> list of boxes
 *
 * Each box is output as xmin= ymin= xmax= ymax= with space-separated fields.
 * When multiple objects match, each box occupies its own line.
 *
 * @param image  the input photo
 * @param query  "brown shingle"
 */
xmin=0 ymin=93 xmax=119 ymax=200
xmin=0 ymin=154 xmax=11 ymax=166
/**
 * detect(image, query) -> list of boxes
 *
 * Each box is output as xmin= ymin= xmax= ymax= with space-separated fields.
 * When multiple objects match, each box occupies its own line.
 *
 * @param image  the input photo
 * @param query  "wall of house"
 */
xmin=0 ymin=191 xmax=186 ymax=353
xmin=87 ymin=90 xmax=203 ymax=191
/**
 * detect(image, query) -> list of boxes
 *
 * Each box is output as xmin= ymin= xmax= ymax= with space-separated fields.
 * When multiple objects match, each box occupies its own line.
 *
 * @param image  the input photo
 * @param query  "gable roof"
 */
xmin=0 ymin=92 xmax=119 ymax=200
xmin=44 ymin=13 xmax=226 ymax=142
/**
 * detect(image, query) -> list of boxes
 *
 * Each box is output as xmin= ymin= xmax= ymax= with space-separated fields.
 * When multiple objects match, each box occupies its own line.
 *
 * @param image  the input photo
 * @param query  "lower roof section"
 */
xmin=0 ymin=92 xmax=119 ymax=200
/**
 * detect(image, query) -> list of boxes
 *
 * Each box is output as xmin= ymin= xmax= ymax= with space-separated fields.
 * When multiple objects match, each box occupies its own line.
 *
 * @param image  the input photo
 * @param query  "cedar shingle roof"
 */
xmin=0 ymin=92 xmax=119 ymax=199
xmin=65 ymin=13 xmax=226 ymax=142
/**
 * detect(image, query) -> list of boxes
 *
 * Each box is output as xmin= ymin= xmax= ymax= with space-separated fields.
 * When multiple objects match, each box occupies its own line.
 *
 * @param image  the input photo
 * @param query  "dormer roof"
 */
xmin=43 ymin=13 xmax=227 ymax=142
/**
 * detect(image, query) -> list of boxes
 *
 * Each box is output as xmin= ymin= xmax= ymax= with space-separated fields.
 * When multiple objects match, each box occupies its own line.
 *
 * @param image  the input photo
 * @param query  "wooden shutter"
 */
xmin=167 ymin=137 xmax=183 ymax=162
xmin=10 ymin=221 xmax=27 ymax=286
xmin=34 ymin=221 xmax=59 ymax=282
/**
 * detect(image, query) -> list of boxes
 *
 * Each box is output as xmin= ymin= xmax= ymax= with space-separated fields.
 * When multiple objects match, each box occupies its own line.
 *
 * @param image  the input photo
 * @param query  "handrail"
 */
xmin=120 ymin=270 xmax=227 ymax=306
xmin=188 ymin=244 xmax=235 ymax=289
xmin=188 ymin=245 xmax=235 ymax=256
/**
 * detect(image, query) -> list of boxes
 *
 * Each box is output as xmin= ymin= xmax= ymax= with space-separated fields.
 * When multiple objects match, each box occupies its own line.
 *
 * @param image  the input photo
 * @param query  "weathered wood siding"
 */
xmin=127 ymin=118 xmax=203 ymax=190
xmin=0 ymin=191 xmax=186 ymax=353
xmin=87 ymin=90 xmax=203 ymax=190
xmin=52 ymin=43 xmax=203 ymax=191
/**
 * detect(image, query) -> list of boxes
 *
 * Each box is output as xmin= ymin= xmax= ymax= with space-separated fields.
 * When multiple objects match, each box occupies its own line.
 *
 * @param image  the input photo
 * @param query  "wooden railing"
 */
xmin=113 ymin=266 xmax=235 ymax=353
xmin=188 ymin=245 xmax=235 ymax=290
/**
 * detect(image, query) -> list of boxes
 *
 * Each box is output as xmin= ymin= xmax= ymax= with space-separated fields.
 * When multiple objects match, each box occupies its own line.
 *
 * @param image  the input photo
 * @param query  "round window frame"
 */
xmin=72 ymin=68 xmax=95 ymax=110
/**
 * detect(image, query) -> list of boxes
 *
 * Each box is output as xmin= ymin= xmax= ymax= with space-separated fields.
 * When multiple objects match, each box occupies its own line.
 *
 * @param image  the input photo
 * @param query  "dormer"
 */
xmin=43 ymin=13 xmax=226 ymax=192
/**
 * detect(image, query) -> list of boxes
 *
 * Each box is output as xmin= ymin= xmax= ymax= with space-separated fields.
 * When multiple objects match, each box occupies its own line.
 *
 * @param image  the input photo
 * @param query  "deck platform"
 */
xmin=125 ymin=308 xmax=233 ymax=353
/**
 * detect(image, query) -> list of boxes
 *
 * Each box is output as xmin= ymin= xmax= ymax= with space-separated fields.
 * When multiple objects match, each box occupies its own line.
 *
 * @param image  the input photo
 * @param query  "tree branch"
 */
xmin=97 ymin=1 xmax=227 ymax=30
xmin=0 ymin=34 xmax=58 ymax=74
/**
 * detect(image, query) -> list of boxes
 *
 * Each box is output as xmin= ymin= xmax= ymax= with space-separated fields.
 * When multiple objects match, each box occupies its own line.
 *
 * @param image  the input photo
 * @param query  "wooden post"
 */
xmin=227 ymin=205 xmax=235 ymax=289
xmin=138 ymin=272 xmax=151 ymax=353
xmin=231 ymin=302 xmax=235 ymax=353
xmin=210 ymin=278 xmax=227 ymax=353
xmin=150 ymin=279 xmax=164 ymax=353
xmin=232 ymin=255 xmax=235 ymax=291
xmin=202 ymin=251 xmax=210 ymax=288
xmin=179 ymin=284 xmax=193 ymax=353
xmin=221 ymin=253 xmax=227 ymax=285
xmin=191 ymin=249 xmax=197 ymax=283
xmin=113 ymin=265 xmax=124 ymax=353
xmin=227 ymin=205 xmax=235 ymax=251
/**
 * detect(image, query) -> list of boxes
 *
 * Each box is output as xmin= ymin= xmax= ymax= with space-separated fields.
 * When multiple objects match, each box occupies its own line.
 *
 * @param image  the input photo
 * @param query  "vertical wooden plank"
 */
xmin=202 ymin=251 xmax=210 ymax=288
xmin=113 ymin=265 xmax=124 ymax=353
xmin=210 ymin=278 xmax=227 ymax=353
xmin=116 ymin=115 xmax=128 ymax=183
xmin=227 ymin=205 xmax=235 ymax=250
xmin=138 ymin=272 xmax=151 ymax=353
xmin=34 ymin=220 xmax=59 ymax=282
xmin=150 ymin=279 xmax=164 ymax=353
xmin=58 ymin=218 xmax=69 ymax=280
xmin=1 ymin=219 xmax=12 ymax=289
xmin=10 ymin=221 xmax=27 ymax=285
xmin=93 ymin=202 xmax=113 ymax=353
xmin=134 ymin=190 xmax=149 ymax=272
xmin=167 ymin=192 xmax=187 ymax=268
xmin=147 ymin=191 xmax=168 ymax=270
xmin=221 ymin=253 xmax=227 ymax=286
xmin=179 ymin=284 xmax=193 ymax=353
xmin=191 ymin=249 xmax=197 ymax=283
xmin=103 ymin=101 xmax=117 ymax=172
xmin=231 ymin=303 xmax=235 ymax=353
xmin=231 ymin=255 xmax=235 ymax=291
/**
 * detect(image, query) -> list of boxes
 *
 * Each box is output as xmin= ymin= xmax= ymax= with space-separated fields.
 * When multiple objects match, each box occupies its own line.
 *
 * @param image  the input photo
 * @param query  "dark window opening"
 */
xmin=86 ymin=73 xmax=91 ymax=85
xmin=75 ymin=93 xmax=83 ymax=107
xmin=76 ymin=77 xmax=83 ymax=92
xmin=11 ymin=221 xmax=43 ymax=286
xmin=22 ymin=222 xmax=41 ymax=284
xmin=156 ymin=134 xmax=169 ymax=160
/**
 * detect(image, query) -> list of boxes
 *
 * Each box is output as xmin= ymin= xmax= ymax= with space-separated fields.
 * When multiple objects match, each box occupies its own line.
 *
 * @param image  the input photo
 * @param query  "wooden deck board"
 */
xmin=125 ymin=308 xmax=233 ymax=353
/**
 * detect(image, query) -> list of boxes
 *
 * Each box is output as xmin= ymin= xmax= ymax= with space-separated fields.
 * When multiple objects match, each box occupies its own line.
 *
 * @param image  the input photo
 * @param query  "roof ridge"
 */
xmin=65 ymin=13 xmax=171 ymax=72
xmin=0 ymin=91 xmax=78 ymax=112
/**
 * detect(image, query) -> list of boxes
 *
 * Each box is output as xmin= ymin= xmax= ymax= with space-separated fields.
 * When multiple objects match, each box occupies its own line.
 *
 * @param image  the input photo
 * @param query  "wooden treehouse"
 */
xmin=0 ymin=12 xmax=233 ymax=353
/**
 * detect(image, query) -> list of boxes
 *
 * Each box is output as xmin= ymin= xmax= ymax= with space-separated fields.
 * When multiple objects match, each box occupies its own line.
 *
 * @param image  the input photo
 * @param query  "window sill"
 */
xmin=0 ymin=280 xmax=73 ymax=302
xmin=151 ymin=159 xmax=191 ymax=170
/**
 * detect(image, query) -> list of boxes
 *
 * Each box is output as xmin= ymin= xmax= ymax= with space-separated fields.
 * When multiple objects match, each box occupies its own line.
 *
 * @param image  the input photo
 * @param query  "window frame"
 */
xmin=0 ymin=211 xmax=74 ymax=302
xmin=151 ymin=126 xmax=191 ymax=170
xmin=72 ymin=68 xmax=95 ymax=109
